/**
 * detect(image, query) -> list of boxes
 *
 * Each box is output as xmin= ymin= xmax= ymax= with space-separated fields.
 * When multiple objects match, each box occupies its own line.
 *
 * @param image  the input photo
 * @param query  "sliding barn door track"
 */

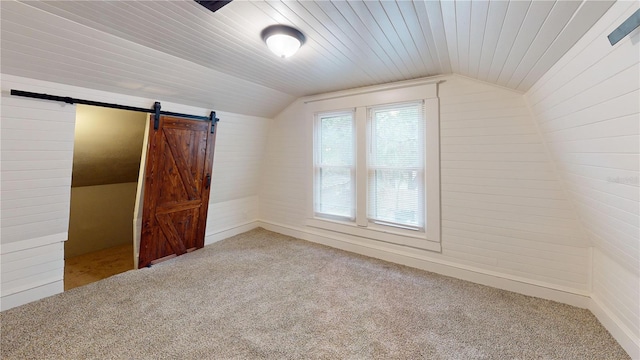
xmin=10 ymin=89 xmax=220 ymax=133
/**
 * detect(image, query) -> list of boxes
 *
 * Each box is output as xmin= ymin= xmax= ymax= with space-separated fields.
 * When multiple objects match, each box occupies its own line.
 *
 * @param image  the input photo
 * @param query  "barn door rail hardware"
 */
xmin=10 ymin=90 xmax=214 ymax=130
xmin=209 ymin=111 xmax=220 ymax=134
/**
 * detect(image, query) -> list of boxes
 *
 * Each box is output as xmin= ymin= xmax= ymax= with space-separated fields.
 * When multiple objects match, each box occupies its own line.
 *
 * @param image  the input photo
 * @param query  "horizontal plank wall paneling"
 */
xmin=1 ymin=75 xmax=271 ymax=309
xmin=440 ymin=76 xmax=589 ymax=290
xmin=591 ymin=249 xmax=640 ymax=358
xmin=525 ymin=2 xmax=640 ymax=357
xmin=204 ymin=196 xmax=260 ymax=245
xmin=1 ymin=95 xmax=75 ymax=244
xmin=259 ymin=75 xmax=591 ymax=305
xmin=210 ymin=113 xmax=271 ymax=204
xmin=0 ymin=89 xmax=74 ymax=310
xmin=1 ymin=240 xmax=64 ymax=299
xmin=1 ymin=1 xmax=294 ymax=118
xmin=259 ymin=100 xmax=308 ymax=228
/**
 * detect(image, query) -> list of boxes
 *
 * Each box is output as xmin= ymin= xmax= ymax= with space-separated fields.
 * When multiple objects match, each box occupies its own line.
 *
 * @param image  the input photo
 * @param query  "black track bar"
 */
xmin=10 ymin=90 xmax=211 ymax=124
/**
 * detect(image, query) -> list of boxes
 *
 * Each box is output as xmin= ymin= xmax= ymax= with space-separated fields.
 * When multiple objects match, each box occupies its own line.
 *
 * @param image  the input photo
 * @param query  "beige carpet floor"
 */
xmin=1 ymin=228 xmax=629 ymax=359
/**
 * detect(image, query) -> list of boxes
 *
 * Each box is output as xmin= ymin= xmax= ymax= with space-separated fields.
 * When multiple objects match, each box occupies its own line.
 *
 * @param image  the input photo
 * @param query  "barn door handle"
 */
xmin=205 ymin=174 xmax=211 ymax=189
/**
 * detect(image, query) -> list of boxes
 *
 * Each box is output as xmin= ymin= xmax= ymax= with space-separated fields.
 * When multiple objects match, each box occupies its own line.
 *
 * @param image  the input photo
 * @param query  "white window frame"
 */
xmin=306 ymin=80 xmax=441 ymax=252
xmin=313 ymin=109 xmax=356 ymax=221
xmin=367 ymin=101 xmax=425 ymax=231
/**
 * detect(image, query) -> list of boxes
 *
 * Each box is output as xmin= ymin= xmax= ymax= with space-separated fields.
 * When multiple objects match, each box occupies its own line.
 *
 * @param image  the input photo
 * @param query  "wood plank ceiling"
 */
xmin=1 ymin=0 xmax=615 ymax=117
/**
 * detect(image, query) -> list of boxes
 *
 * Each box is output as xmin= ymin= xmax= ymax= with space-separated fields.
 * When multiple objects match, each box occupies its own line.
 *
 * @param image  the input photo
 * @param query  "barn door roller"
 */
xmin=209 ymin=111 xmax=220 ymax=134
xmin=153 ymin=102 xmax=161 ymax=130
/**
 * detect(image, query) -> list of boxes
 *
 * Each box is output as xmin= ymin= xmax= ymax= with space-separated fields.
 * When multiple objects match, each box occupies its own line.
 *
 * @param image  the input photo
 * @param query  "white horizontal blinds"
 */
xmin=368 ymin=102 xmax=425 ymax=229
xmin=315 ymin=111 xmax=355 ymax=220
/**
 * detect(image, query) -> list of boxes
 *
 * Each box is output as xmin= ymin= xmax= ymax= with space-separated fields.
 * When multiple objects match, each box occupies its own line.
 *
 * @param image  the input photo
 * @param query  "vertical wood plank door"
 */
xmin=138 ymin=116 xmax=217 ymax=268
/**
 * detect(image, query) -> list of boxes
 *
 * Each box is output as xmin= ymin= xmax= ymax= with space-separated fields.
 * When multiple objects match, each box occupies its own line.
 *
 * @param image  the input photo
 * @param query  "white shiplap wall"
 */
xmin=210 ymin=112 xmax=272 ymax=204
xmin=1 ymin=91 xmax=75 ymax=310
xmin=1 ymin=1 xmax=295 ymax=118
xmin=1 ymin=74 xmax=270 ymax=310
xmin=526 ymin=2 xmax=640 ymax=357
xmin=259 ymin=75 xmax=591 ymax=304
xmin=439 ymin=76 xmax=590 ymax=290
xmin=258 ymin=99 xmax=308 ymax=227
xmin=203 ymin=111 xmax=271 ymax=243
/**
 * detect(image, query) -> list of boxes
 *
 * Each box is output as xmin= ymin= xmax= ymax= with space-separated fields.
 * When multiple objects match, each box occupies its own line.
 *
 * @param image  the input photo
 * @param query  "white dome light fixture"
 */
xmin=261 ymin=25 xmax=305 ymax=58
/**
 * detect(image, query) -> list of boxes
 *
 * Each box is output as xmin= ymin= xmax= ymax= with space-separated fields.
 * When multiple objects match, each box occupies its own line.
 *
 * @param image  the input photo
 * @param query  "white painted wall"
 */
xmin=259 ymin=75 xmax=591 ymax=306
xmin=0 ymin=74 xmax=269 ymax=309
xmin=525 ymin=2 xmax=640 ymax=357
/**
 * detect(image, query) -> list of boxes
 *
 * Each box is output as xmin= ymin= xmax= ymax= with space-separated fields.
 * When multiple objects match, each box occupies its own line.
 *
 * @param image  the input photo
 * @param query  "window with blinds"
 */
xmin=368 ymin=102 xmax=425 ymax=229
xmin=309 ymin=81 xmax=440 ymax=249
xmin=314 ymin=111 xmax=355 ymax=220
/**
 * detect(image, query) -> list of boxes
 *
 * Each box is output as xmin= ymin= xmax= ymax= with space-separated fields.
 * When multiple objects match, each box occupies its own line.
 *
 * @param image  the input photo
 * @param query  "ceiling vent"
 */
xmin=195 ymin=1 xmax=232 ymax=13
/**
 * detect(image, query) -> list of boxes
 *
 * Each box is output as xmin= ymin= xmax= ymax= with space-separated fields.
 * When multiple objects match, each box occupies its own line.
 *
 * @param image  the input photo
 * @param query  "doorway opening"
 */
xmin=64 ymin=105 xmax=148 ymax=290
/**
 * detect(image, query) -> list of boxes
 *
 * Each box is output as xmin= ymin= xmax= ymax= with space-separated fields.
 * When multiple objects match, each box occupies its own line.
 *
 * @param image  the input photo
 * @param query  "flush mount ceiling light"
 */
xmin=261 ymin=25 xmax=305 ymax=58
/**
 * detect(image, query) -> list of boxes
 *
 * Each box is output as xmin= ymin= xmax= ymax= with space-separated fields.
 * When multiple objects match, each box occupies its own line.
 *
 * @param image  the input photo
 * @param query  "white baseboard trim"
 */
xmin=257 ymin=220 xmax=591 ymax=308
xmin=590 ymin=295 xmax=639 ymax=359
xmin=2 ymin=264 xmax=64 ymax=297
xmin=204 ymin=221 xmax=260 ymax=246
xmin=1 ymin=280 xmax=63 ymax=312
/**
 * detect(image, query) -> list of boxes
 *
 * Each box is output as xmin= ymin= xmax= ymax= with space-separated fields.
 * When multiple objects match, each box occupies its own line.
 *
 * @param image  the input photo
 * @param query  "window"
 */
xmin=314 ymin=111 xmax=355 ymax=220
xmin=314 ymin=102 xmax=425 ymax=230
xmin=368 ymin=102 xmax=424 ymax=229
xmin=308 ymin=80 xmax=440 ymax=251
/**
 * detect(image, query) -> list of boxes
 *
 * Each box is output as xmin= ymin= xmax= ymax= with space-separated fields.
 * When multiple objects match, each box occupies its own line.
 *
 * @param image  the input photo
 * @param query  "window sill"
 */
xmin=306 ymin=217 xmax=441 ymax=252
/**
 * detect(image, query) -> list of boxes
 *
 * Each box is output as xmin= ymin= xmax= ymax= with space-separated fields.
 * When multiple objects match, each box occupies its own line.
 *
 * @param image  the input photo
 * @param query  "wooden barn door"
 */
xmin=138 ymin=115 xmax=217 ymax=268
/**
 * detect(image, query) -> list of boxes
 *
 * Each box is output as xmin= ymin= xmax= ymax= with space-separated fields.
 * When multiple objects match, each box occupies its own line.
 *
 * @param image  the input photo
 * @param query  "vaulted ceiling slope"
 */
xmin=1 ymin=0 xmax=614 ymax=117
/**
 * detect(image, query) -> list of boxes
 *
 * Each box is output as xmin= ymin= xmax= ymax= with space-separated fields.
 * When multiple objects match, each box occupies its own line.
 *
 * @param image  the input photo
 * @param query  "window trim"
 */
xmin=306 ymin=80 xmax=441 ymax=251
xmin=367 ymin=100 xmax=426 ymax=230
xmin=313 ymin=109 xmax=356 ymax=221
xmin=306 ymin=217 xmax=440 ymax=252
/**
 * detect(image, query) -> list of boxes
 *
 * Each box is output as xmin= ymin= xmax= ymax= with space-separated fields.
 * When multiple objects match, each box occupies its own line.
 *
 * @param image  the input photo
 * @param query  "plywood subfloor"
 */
xmin=65 ymin=244 xmax=134 ymax=291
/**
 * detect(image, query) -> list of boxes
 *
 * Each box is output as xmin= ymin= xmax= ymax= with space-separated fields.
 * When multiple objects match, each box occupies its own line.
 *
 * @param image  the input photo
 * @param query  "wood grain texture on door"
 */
xmin=138 ymin=116 xmax=217 ymax=268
